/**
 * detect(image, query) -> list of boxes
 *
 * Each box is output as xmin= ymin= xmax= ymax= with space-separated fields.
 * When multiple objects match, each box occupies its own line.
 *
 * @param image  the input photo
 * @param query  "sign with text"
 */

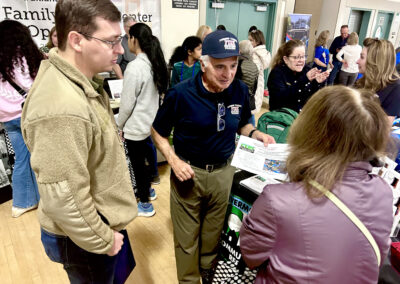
xmin=172 ymin=0 xmax=198 ymax=9
xmin=0 ymin=0 xmax=161 ymax=48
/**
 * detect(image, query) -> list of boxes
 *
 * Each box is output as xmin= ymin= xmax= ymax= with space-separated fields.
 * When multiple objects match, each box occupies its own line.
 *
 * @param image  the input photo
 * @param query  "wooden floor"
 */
xmin=0 ymin=105 xmax=268 ymax=284
xmin=0 ymin=162 xmax=178 ymax=284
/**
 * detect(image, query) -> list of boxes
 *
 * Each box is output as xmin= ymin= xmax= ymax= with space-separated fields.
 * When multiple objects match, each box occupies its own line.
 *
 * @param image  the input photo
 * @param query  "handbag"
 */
xmin=114 ymin=229 xmax=136 ymax=284
xmin=309 ymin=179 xmax=381 ymax=266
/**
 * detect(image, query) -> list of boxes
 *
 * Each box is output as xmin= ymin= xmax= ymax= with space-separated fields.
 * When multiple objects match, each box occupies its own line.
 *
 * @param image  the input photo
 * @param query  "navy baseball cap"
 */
xmin=202 ymin=30 xmax=240 ymax=59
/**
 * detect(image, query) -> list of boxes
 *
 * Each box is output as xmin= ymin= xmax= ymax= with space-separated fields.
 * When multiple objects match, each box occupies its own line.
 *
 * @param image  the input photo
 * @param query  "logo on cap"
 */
xmin=219 ymin=37 xmax=237 ymax=50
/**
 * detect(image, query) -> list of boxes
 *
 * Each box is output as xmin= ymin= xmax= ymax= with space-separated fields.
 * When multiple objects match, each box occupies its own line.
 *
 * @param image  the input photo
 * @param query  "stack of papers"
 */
xmin=239 ymin=175 xmax=281 ymax=195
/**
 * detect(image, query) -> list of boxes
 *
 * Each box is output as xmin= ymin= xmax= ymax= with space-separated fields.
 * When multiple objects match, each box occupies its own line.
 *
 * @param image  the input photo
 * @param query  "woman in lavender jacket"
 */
xmin=240 ymin=86 xmax=393 ymax=284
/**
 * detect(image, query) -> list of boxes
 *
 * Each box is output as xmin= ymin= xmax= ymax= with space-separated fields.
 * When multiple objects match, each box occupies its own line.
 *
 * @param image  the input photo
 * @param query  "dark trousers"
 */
xmin=327 ymin=61 xmax=342 ymax=85
xmin=338 ymin=70 xmax=358 ymax=86
xmin=144 ymin=137 xmax=159 ymax=178
xmin=41 ymin=229 xmax=119 ymax=284
xmin=126 ymin=137 xmax=151 ymax=202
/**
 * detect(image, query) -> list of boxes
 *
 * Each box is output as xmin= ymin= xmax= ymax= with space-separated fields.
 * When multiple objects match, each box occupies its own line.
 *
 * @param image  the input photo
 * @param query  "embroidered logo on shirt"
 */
xmin=227 ymin=104 xmax=241 ymax=115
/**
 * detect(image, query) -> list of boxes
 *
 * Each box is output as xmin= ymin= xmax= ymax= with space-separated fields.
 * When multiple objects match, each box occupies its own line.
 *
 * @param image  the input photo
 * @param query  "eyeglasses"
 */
xmin=217 ymin=103 xmax=225 ymax=132
xmin=288 ymin=55 xmax=307 ymax=61
xmin=78 ymin=32 xmax=123 ymax=49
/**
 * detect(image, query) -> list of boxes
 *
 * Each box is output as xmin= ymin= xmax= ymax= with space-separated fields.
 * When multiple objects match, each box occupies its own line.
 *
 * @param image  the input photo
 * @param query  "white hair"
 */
xmin=200 ymin=55 xmax=210 ymax=67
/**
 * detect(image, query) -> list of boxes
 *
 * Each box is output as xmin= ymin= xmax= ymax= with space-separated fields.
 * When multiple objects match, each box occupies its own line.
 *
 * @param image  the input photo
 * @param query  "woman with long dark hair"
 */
xmin=117 ymin=23 xmax=168 ymax=217
xmin=0 ymin=20 xmax=42 ymax=217
xmin=169 ymin=36 xmax=202 ymax=87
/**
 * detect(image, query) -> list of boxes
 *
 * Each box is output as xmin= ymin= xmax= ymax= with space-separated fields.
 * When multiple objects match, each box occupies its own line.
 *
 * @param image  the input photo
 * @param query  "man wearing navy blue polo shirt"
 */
xmin=152 ymin=30 xmax=275 ymax=284
xmin=327 ymin=25 xmax=349 ymax=85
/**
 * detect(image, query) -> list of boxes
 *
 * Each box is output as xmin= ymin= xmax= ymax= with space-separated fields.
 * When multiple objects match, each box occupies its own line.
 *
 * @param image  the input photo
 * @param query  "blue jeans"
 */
xmin=3 ymin=117 xmax=39 ymax=208
xmin=41 ymin=229 xmax=119 ymax=284
xmin=327 ymin=61 xmax=342 ymax=85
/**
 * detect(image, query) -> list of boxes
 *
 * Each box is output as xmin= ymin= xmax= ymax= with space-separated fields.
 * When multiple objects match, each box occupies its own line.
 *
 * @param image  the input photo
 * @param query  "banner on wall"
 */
xmin=0 ymin=0 xmax=161 ymax=49
xmin=286 ymin=13 xmax=311 ymax=53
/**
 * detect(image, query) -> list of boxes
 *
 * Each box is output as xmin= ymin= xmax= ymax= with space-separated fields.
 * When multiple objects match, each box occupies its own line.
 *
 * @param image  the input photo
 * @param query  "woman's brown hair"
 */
xmin=286 ymin=86 xmax=390 ymax=198
xmin=271 ymin=39 xmax=304 ymax=69
xmin=315 ymin=30 xmax=330 ymax=47
xmin=248 ymin=29 xmax=266 ymax=46
xmin=355 ymin=38 xmax=399 ymax=92
xmin=45 ymin=26 xmax=56 ymax=49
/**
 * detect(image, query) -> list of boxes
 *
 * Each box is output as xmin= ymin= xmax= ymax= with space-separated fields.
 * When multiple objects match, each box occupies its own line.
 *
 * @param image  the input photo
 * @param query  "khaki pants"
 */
xmin=170 ymin=164 xmax=236 ymax=284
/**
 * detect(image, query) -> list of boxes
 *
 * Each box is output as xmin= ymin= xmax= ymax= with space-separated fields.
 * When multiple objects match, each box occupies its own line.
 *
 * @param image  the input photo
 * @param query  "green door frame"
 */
xmin=348 ymin=8 xmax=372 ymax=45
xmin=375 ymin=10 xmax=394 ymax=39
xmin=206 ymin=0 xmax=277 ymax=52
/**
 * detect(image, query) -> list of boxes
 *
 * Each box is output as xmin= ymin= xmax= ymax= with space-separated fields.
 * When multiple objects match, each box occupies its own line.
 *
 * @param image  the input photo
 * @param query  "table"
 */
xmin=213 ymin=170 xmax=400 ymax=284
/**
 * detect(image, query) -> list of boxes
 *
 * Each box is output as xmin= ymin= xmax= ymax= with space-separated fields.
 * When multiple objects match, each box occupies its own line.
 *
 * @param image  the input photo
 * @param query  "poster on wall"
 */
xmin=0 ymin=0 xmax=161 ymax=49
xmin=286 ymin=13 xmax=312 ymax=53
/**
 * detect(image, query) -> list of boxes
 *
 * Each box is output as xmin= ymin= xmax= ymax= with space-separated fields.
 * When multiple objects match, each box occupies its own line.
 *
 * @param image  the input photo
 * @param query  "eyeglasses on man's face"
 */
xmin=78 ymin=32 xmax=123 ymax=49
xmin=288 ymin=55 xmax=307 ymax=61
xmin=217 ymin=103 xmax=226 ymax=132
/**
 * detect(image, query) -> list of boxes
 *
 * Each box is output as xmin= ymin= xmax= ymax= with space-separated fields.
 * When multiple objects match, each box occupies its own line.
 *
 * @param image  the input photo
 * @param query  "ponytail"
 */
xmin=129 ymin=23 xmax=168 ymax=95
xmin=169 ymin=46 xmax=186 ymax=67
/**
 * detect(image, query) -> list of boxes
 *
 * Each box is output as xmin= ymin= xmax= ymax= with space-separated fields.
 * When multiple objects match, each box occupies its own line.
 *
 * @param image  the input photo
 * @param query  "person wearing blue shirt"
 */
xmin=327 ymin=25 xmax=349 ymax=85
xmin=313 ymin=30 xmax=331 ymax=71
xmin=152 ymin=30 xmax=275 ymax=284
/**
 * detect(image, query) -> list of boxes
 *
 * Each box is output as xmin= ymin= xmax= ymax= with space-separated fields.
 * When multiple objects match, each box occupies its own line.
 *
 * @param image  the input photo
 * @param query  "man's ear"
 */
xmin=199 ymin=58 xmax=206 ymax=72
xmin=68 ymin=31 xmax=83 ymax=52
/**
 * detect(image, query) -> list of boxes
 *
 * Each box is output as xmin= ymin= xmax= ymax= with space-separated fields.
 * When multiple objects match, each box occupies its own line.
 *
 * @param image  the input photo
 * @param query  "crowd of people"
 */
xmin=0 ymin=0 xmax=399 ymax=283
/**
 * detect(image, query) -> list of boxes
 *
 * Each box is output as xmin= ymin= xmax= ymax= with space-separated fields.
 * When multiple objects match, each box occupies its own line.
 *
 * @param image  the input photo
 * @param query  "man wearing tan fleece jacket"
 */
xmin=21 ymin=0 xmax=137 ymax=282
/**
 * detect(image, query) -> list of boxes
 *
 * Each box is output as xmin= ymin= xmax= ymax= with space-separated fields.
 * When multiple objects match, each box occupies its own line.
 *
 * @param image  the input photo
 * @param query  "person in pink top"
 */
xmin=0 ymin=20 xmax=42 ymax=217
xmin=240 ymin=85 xmax=393 ymax=284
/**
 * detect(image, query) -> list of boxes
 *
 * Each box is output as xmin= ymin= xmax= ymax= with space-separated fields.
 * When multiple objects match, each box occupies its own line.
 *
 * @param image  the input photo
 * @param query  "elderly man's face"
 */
xmin=201 ymin=56 xmax=238 ymax=93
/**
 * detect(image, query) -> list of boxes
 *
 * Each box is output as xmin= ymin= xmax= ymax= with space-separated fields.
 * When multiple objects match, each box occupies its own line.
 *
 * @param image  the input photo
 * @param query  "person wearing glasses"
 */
xmin=117 ymin=23 xmax=168 ymax=217
xmin=267 ymin=40 xmax=330 ymax=113
xmin=152 ymin=30 xmax=275 ymax=284
xmin=21 ymin=0 xmax=138 ymax=282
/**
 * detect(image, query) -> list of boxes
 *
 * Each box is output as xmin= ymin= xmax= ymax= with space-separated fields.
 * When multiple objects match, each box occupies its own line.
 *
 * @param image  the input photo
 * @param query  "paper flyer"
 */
xmin=231 ymin=135 xmax=289 ymax=181
xmin=108 ymin=79 xmax=123 ymax=99
xmin=239 ymin=175 xmax=281 ymax=196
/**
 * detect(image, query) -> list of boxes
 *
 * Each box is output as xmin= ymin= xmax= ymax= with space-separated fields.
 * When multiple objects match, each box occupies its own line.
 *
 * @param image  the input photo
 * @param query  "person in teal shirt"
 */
xmin=169 ymin=36 xmax=202 ymax=87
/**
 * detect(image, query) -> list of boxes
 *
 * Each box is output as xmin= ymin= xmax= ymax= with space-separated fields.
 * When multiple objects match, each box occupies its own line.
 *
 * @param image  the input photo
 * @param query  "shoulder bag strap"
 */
xmin=309 ymin=179 xmax=381 ymax=266
xmin=3 ymin=75 xmax=27 ymax=96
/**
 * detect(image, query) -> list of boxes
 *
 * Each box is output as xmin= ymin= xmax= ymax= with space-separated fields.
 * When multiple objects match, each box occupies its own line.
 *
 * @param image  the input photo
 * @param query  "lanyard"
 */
xmin=180 ymin=61 xmax=197 ymax=82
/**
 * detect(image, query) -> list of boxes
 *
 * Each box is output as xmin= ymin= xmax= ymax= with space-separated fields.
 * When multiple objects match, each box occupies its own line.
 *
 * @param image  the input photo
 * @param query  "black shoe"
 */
xmin=200 ymin=268 xmax=214 ymax=284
